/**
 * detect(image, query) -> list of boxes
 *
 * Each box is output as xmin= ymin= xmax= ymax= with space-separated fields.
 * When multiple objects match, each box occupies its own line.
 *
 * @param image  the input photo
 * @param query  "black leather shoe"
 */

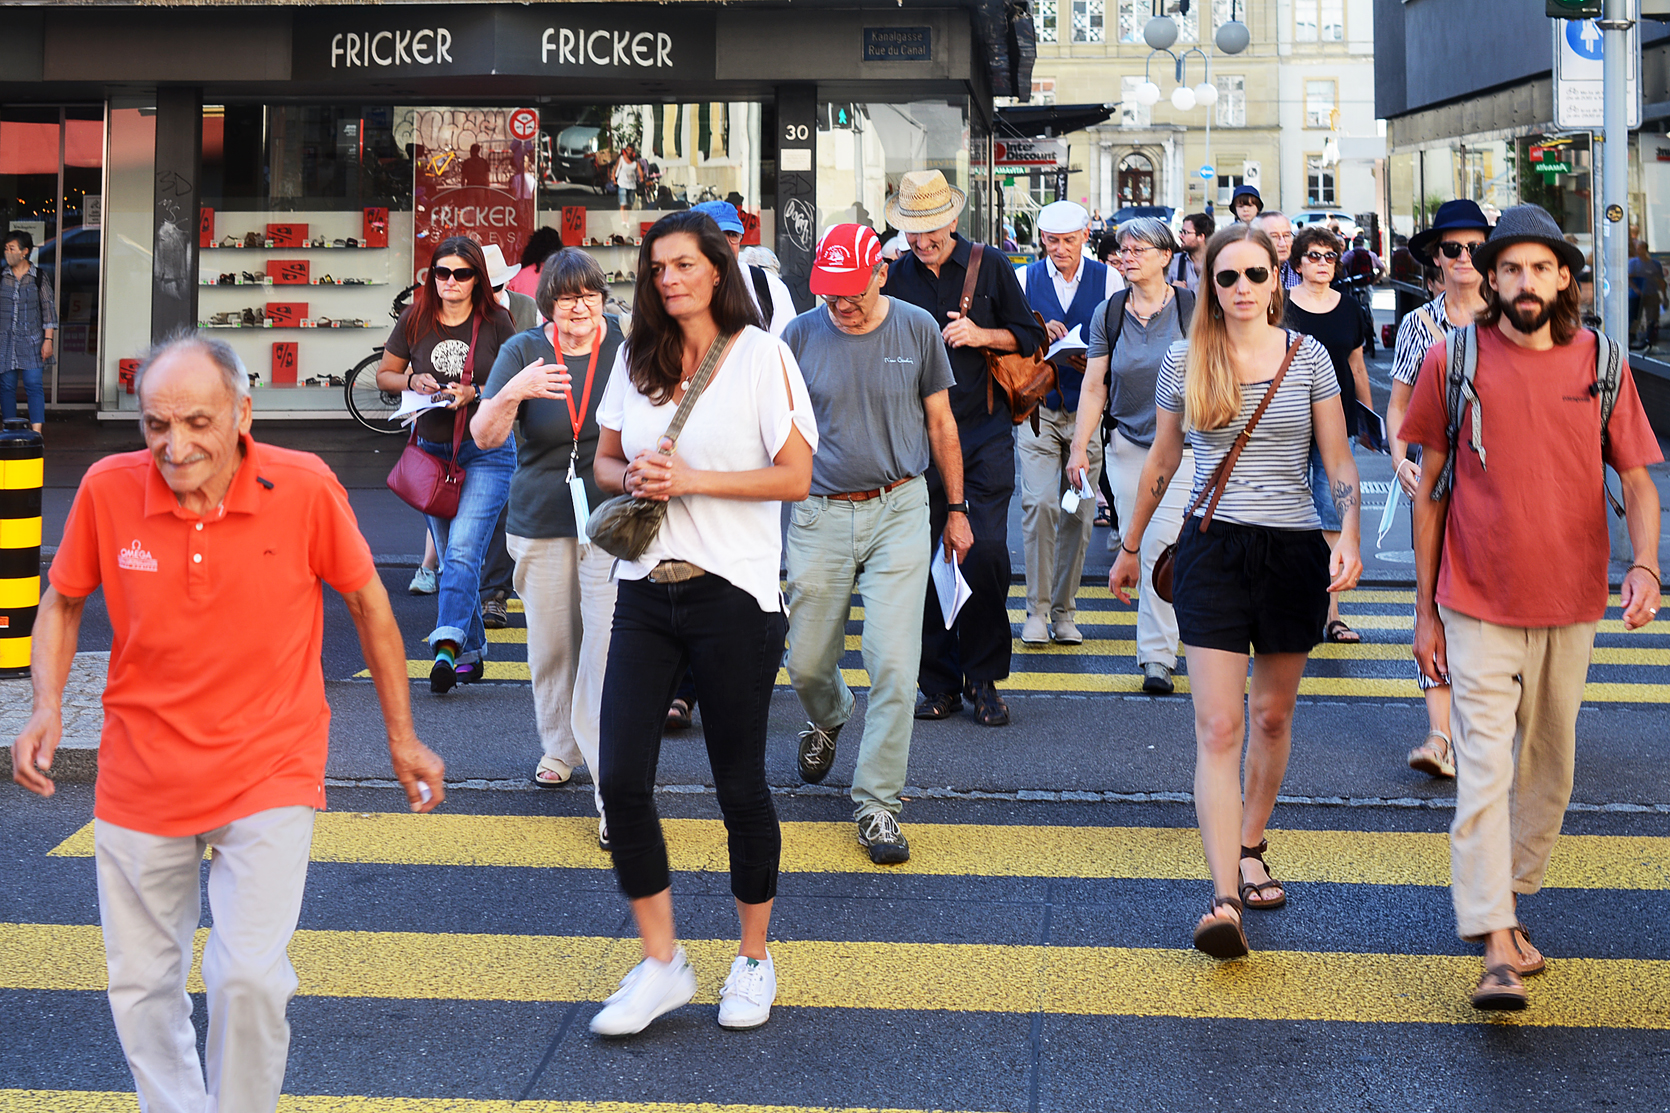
xmin=455 ymin=658 xmax=486 ymax=684
xmin=914 ymin=691 xmax=962 ymax=720
xmin=968 ymin=681 xmax=1010 ymax=727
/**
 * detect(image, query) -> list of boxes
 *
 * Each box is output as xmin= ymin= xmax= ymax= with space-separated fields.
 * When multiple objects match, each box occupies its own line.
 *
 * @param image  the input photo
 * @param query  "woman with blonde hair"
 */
xmin=1109 ymin=223 xmax=1363 ymax=959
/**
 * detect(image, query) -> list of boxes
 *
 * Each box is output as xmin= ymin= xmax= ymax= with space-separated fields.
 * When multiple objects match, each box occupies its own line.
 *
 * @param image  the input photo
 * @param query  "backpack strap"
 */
xmin=1175 ymin=286 xmax=1194 ymax=338
xmin=1101 ymin=289 xmax=1131 ymax=388
xmin=748 ymin=264 xmax=774 ymax=325
xmin=1593 ymin=327 xmax=1628 ymax=518
xmin=1431 ymin=323 xmax=1481 ymax=502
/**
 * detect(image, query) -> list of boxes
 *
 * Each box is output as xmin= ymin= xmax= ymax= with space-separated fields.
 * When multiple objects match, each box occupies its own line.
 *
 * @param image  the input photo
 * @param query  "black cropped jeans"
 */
xmin=598 ymin=573 xmax=787 ymax=904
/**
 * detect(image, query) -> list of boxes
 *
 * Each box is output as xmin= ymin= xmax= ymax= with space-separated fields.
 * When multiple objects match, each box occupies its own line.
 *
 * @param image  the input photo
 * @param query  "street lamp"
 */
xmin=1129 ymin=1 xmax=1249 ymax=212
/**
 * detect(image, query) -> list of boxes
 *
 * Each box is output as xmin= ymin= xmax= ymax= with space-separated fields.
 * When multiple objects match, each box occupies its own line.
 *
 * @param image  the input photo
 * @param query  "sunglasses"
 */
xmin=1302 ymin=250 xmax=1340 ymax=264
xmin=1215 ymin=266 xmax=1272 ymax=287
xmin=432 ymin=266 xmax=478 ymax=282
xmin=1437 ymin=241 xmax=1486 ymax=259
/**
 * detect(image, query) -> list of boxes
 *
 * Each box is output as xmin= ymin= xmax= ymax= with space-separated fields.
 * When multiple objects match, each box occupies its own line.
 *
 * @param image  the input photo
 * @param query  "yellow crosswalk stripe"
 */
xmin=2 ymin=921 xmax=1663 ymax=1029
xmin=0 ymin=1091 xmax=995 ymax=1113
xmin=46 ymin=817 xmax=1670 ymax=889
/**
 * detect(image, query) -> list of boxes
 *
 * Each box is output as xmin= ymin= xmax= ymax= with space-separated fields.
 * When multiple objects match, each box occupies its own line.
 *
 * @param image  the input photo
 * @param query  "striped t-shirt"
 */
xmin=1156 ymin=331 xmax=1340 ymax=530
xmin=1391 ymin=291 xmax=1450 ymax=387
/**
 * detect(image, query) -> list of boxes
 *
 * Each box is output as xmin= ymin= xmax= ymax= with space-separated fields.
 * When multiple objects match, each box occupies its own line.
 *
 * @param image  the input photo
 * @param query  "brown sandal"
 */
xmin=1470 ymin=963 xmax=1528 ymax=1010
xmin=1510 ymin=923 xmax=1546 ymax=976
xmin=1192 ymin=895 xmax=1249 ymax=959
xmin=1239 ymin=840 xmax=1287 ymax=910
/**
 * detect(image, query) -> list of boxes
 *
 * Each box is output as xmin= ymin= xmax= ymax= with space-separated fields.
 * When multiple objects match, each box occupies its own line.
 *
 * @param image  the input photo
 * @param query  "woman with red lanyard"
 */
xmin=472 ymin=248 xmax=622 ymax=845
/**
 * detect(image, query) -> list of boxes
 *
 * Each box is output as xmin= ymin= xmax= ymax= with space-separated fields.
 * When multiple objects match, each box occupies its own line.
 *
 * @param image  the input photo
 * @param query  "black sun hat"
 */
xmin=1407 ymin=199 xmax=1491 ymax=264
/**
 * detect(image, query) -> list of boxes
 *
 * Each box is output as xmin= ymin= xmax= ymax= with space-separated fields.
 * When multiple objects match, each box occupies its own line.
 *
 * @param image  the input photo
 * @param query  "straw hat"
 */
xmin=885 ymin=170 xmax=967 ymax=233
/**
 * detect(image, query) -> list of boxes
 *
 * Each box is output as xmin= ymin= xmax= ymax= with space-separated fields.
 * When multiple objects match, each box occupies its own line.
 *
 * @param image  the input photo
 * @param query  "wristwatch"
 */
xmin=946 ymin=502 xmax=970 ymax=514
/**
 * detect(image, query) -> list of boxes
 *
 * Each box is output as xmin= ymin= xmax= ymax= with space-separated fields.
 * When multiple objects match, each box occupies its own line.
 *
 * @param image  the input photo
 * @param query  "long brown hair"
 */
xmin=1478 ymin=248 xmax=1583 ymax=346
xmin=405 ymin=236 xmax=507 ymax=346
xmin=627 ymin=210 xmax=763 ymax=404
xmin=1184 ymin=223 xmax=1285 ymax=431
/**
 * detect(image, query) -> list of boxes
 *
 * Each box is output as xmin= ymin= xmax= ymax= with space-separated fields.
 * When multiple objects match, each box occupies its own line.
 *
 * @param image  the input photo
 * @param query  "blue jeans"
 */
xmin=416 ymin=436 xmax=516 ymax=663
xmin=2 ymin=367 xmax=43 ymax=425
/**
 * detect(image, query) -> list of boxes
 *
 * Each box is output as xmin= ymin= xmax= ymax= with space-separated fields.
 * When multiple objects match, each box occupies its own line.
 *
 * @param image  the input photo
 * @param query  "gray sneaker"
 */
xmin=408 ymin=566 xmax=439 ymax=595
xmin=1141 ymin=663 xmax=1175 ymax=694
xmin=857 ymin=811 xmax=911 ymax=865
xmin=797 ymin=721 xmax=841 ymax=784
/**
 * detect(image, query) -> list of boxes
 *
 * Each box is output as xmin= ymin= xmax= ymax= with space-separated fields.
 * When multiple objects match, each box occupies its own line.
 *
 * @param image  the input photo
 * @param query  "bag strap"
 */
xmin=1432 ymin=322 xmax=1478 ymax=502
xmin=959 ymin=241 xmax=983 ymax=317
xmin=1191 ymin=333 xmax=1304 ymax=531
xmin=443 ymin=313 xmax=484 ymax=466
xmin=658 ymin=330 xmax=734 ymax=454
xmin=749 ymin=265 xmax=774 ymax=324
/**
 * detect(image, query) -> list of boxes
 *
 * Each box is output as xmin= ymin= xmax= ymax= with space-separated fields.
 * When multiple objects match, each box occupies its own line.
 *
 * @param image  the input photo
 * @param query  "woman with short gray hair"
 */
xmin=1114 ymin=216 xmax=1180 ymax=259
xmin=471 ymin=248 xmax=625 ymax=841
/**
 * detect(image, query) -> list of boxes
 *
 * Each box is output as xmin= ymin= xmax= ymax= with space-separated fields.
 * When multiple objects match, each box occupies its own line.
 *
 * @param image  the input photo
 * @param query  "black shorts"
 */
xmin=1171 ymin=518 xmax=1331 ymax=655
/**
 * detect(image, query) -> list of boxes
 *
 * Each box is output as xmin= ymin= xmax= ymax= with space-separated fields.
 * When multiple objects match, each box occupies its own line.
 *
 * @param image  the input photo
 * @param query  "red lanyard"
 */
xmin=563 ymin=337 xmax=601 ymax=447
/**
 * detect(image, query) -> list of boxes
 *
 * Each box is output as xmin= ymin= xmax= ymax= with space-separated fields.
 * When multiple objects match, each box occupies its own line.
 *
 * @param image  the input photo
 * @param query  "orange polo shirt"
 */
xmin=50 ymin=433 xmax=377 ymax=836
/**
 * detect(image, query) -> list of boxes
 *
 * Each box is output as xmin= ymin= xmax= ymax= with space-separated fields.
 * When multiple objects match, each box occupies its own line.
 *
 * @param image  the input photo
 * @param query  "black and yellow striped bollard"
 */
xmin=0 ymin=419 xmax=43 ymax=678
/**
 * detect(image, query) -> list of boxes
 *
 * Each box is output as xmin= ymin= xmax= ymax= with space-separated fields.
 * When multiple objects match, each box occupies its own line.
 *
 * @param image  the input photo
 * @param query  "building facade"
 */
xmin=0 ymin=0 xmax=1031 ymax=418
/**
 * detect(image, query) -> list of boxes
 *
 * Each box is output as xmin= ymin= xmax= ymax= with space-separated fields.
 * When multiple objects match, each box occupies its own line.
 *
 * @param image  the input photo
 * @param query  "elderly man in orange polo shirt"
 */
xmin=11 ymin=334 xmax=445 ymax=1113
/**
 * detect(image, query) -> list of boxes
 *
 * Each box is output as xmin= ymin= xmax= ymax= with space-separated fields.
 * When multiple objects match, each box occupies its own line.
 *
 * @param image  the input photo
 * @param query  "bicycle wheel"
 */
xmin=345 ymin=351 xmax=405 ymax=434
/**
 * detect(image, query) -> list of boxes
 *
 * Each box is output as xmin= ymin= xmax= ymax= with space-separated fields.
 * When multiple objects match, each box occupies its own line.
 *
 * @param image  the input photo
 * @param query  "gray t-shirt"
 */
xmin=1087 ymin=292 xmax=1184 ymax=448
xmin=1155 ymin=331 xmax=1340 ymax=530
xmin=482 ymin=317 xmax=623 ymax=539
xmin=780 ymin=298 xmax=955 ymax=496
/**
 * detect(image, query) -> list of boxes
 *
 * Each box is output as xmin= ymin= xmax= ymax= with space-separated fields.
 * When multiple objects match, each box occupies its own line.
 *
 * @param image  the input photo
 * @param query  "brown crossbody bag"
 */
xmin=1151 ymin=335 xmax=1302 ymax=604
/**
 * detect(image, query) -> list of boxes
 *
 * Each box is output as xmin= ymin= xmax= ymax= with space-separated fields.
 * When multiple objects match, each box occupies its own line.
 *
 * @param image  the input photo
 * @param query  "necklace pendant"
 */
xmin=681 ymin=379 xmax=691 ymax=391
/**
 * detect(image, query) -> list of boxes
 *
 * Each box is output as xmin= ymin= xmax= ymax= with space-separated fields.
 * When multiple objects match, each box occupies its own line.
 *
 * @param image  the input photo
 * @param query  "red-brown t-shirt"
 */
xmin=50 ymin=434 xmax=377 ymax=836
xmin=1400 ymin=325 xmax=1663 ymax=627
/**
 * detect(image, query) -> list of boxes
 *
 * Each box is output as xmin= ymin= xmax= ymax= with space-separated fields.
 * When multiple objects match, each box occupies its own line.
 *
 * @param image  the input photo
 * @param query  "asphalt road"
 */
xmin=4 ymin=299 xmax=1670 ymax=1111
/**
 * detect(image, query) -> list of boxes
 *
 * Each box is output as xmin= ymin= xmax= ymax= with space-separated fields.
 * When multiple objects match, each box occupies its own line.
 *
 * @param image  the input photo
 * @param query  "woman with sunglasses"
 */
xmin=376 ymin=237 xmax=519 ymax=693
xmin=472 ymin=250 xmax=622 ymax=838
xmin=1109 ymin=223 xmax=1362 ymax=959
xmin=1282 ymin=225 xmax=1373 ymax=645
xmin=587 ymin=211 xmax=816 ymax=1036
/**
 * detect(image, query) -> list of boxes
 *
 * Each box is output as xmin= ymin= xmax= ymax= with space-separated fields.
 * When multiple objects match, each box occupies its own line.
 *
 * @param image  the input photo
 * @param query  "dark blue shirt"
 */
xmin=883 ymin=235 xmax=1048 ymax=445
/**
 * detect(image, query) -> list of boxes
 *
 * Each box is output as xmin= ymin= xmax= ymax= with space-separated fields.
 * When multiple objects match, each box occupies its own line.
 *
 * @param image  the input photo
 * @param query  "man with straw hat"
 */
xmin=882 ymin=169 xmax=1048 ymax=728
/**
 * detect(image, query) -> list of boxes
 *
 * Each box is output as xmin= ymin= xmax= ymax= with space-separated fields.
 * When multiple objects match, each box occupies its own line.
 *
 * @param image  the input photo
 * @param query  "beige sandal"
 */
xmin=1407 ymin=730 xmax=1456 ymax=779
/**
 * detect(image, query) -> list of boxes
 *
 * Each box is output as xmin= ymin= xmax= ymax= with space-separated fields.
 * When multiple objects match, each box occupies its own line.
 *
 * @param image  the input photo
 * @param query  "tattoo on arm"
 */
xmin=1149 ymin=475 xmax=1168 ymax=498
xmin=1331 ymin=480 xmax=1358 ymax=516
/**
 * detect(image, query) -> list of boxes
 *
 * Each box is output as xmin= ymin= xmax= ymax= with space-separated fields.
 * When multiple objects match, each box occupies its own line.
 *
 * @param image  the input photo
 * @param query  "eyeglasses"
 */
xmin=823 ymin=293 xmax=868 ymax=307
xmin=1437 ymin=241 xmax=1486 ymax=259
xmin=1265 ymin=231 xmax=1295 ymax=244
xmin=432 ymin=266 xmax=478 ymax=282
xmin=1117 ymin=244 xmax=1158 ymax=258
xmin=1302 ymin=251 xmax=1341 ymax=264
xmin=554 ymin=292 xmax=605 ymax=311
xmin=1214 ymin=266 xmax=1272 ymax=287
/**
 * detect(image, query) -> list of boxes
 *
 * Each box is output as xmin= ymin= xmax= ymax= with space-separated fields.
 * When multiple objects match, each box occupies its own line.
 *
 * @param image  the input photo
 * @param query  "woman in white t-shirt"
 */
xmin=1109 ymin=223 xmax=1363 ymax=961
xmin=589 ymin=210 xmax=817 ymax=1038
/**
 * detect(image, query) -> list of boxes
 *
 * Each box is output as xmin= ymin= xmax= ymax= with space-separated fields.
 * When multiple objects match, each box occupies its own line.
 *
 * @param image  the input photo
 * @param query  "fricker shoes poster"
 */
xmin=404 ymin=107 xmax=539 ymax=284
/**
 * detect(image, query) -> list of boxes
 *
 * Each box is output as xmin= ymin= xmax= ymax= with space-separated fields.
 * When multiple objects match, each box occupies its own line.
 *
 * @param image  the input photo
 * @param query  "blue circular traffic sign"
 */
xmin=1566 ymin=19 xmax=1604 ymax=61
xmin=1199 ymin=164 xmax=1215 ymax=180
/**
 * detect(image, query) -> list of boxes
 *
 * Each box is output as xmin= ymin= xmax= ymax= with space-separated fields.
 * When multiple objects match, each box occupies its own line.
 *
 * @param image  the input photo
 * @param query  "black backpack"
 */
xmin=1101 ymin=284 xmax=1195 ymax=388
xmin=748 ymin=265 xmax=773 ymax=325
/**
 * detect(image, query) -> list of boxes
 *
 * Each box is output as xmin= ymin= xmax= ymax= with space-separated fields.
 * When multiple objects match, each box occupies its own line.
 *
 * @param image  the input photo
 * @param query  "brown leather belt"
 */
xmin=824 ymin=475 xmax=916 ymax=503
xmin=648 ymin=560 xmax=706 ymax=584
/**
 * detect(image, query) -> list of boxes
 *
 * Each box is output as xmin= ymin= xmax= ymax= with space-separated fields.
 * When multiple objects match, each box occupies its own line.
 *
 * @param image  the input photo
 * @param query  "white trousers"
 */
xmin=507 ymin=534 xmax=617 ymax=814
xmin=94 ymin=805 xmax=315 ymax=1113
xmin=1105 ymin=428 xmax=1192 ymax=670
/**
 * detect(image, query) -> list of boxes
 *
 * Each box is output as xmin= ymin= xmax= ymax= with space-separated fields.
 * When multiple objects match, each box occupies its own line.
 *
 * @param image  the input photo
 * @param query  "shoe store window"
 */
xmin=816 ymin=99 xmax=974 ymax=241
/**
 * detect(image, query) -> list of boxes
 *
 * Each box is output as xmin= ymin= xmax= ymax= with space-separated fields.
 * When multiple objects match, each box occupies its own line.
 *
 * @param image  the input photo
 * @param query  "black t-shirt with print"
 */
xmin=384 ymin=305 xmax=517 ymax=442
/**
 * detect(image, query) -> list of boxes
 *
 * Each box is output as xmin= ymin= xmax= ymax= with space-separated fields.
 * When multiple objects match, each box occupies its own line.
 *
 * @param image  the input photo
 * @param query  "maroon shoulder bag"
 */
xmin=385 ymin=313 xmax=482 ymax=519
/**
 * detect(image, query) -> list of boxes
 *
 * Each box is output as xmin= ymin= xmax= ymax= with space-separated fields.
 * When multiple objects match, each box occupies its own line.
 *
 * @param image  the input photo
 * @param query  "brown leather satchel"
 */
xmin=1151 ymin=335 xmax=1303 ymax=604
xmin=958 ymin=242 xmax=1056 ymax=433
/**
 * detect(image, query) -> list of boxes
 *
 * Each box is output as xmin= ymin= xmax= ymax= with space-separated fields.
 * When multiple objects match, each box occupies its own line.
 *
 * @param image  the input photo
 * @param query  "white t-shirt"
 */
xmin=615 ymin=157 xmax=639 ymax=191
xmin=596 ymin=326 xmax=819 ymax=612
xmin=744 ymin=264 xmax=797 ymax=337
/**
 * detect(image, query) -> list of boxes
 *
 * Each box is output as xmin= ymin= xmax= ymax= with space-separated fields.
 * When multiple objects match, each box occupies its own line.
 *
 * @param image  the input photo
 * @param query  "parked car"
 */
xmin=1291 ymin=209 xmax=1362 ymax=242
xmin=34 ymin=226 xmax=100 ymax=290
xmin=1110 ymin=205 xmax=1175 ymax=228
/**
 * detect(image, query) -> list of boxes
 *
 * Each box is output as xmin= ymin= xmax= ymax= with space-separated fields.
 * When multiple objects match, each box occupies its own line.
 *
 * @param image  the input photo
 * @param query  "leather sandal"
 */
xmin=1407 ymin=730 xmax=1456 ymax=779
xmin=1510 ymin=923 xmax=1546 ymax=976
xmin=1470 ymin=963 xmax=1528 ymax=1010
xmin=1192 ymin=895 xmax=1249 ymax=959
xmin=665 ymin=698 xmax=692 ymax=731
xmin=1238 ymin=839 xmax=1287 ymax=910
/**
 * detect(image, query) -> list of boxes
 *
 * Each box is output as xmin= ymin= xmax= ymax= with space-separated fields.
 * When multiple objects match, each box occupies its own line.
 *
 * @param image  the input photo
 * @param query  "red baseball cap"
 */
xmin=809 ymin=223 xmax=883 ymax=297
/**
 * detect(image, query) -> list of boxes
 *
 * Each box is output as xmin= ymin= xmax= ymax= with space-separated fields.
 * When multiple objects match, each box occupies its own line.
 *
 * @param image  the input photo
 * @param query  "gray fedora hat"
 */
xmin=1472 ymin=203 xmax=1585 ymax=275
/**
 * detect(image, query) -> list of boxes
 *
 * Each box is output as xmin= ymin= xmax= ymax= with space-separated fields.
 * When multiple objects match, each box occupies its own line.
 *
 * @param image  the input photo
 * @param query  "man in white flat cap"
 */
xmin=1013 ymin=200 xmax=1124 ymax=646
xmin=883 ymin=169 xmax=1047 ymax=728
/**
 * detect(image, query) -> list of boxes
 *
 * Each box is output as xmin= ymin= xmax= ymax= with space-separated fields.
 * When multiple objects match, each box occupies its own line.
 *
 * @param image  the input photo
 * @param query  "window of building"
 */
xmin=1120 ymin=76 xmax=1151 ymax=129
xmin=1215 ymin=75 xmax=1246 ymax=128
xmin=1031 ymin=78 xmax=1057 ymax=105
xmin=1036 ymin=0 xmax=1058 ymax=43
xmin=1214 ymin=0 xmax=1239 ymax=30
xmin=1119 ymin=0 xmax=1144 ymax=43
xmin=1118 ymin=152 xmax=1155 ymax=206
xmin=1295 ymin=0 xmax=1344 ymax=43
xmin=1172 ymin=3 xmax=1198 ymax=42
xmin=1072 ymin=0 xmax=1105 ymax=42
xmin=1307 ymin=156 xmax=1336 ymax=205
xmin=1305 ymin=79 xmax=1337 ymax=129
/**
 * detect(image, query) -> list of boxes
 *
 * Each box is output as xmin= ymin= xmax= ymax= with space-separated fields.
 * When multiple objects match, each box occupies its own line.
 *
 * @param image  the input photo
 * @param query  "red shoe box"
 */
xmin=270 ymin=259 xmax=310 ymax=285
xmin=266 ymin=223 xmax=307 ymax=249
xmin=363 ymin=207 xmax=389 ymax=248
xmin=265 ymin=302 xmax=306 ymax=328
xmin=562 ymin=206 xmax=586 ymax=245
xmin=271 ymin=342 xmax=298 ymax=386
xmin=118 ymin=358 xmax=139 ymax=394
xmin=199 ymin=208 xmax=215 ymax=248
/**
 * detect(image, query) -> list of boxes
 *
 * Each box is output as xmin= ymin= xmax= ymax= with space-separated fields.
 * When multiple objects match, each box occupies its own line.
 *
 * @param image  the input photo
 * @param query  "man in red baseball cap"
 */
xmin=781 ymin=223 xmax=969 ymax=864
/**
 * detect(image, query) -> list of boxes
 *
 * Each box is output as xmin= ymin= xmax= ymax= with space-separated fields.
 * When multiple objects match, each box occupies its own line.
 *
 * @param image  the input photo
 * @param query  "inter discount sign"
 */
xmin=993 ymin=139 xmax=1067 ymax=168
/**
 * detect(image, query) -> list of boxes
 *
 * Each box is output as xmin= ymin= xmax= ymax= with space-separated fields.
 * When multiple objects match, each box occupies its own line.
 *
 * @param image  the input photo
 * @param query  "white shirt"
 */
xmin=596 ymin=326 xmax=819 ymax=612
xmin=1014 ymin=255 xmax=1125 ymax=310
xmin=743 ymin=264 xmax=797 ymax=337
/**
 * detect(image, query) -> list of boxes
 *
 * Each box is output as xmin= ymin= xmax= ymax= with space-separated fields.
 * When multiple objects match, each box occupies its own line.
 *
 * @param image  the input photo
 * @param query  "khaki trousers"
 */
xmin=1017 ymin=404 xmax=1101 ymax=623
xmin=1440 ymin=605 xmax=1598 ymax=940
xmin=507 ymin=534 xmax=617 ymax=814
xmin=1105 ymin=428 xmax=1192 ymax=670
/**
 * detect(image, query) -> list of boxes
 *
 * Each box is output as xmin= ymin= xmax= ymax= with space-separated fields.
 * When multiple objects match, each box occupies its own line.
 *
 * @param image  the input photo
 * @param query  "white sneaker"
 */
xmin=589 ymin=947 xmax=697 ymax=1036
xmin=717 ymin=951 xmax=776 ymax=1030
xmin=408 ymin=566 xmax=439 ymax=594
xmin=1021 ymin=613 xmax=1050 ymax=645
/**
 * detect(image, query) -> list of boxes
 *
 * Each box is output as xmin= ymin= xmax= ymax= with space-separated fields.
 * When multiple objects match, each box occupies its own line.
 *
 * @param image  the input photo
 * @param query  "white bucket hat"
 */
xmin=480 ymin=243 xmax=522 ymax=288
xmin=884 ymin=170 xmax=967 ymax=233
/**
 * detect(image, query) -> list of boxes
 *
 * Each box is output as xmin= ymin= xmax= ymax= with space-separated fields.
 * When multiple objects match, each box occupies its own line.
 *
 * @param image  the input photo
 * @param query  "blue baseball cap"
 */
xmin=692 ymin=200 xmax=745 ymax=235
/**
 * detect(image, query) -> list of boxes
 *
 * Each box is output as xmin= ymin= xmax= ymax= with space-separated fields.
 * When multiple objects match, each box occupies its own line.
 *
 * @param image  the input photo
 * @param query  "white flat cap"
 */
xmin=1036 ymin=200 xmax=1090 ymax=235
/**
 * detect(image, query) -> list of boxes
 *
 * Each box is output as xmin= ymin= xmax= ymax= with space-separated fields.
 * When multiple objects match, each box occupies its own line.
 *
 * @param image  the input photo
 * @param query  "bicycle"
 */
xmin=343 ymin=284 xmax=419 ymax=434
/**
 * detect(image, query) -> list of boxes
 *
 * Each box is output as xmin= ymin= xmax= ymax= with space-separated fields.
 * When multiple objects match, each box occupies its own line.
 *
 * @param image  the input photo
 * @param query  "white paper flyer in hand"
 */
xmin=393 ymin=390 xmax=453 ymax=425
xmin=931 ymin=542 xmax=973 ymax=629
xmin=1045 ymin=325 xmax=1087 ymax=362
xmin=1376 ymin=483 xmax=1402 ymax=548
